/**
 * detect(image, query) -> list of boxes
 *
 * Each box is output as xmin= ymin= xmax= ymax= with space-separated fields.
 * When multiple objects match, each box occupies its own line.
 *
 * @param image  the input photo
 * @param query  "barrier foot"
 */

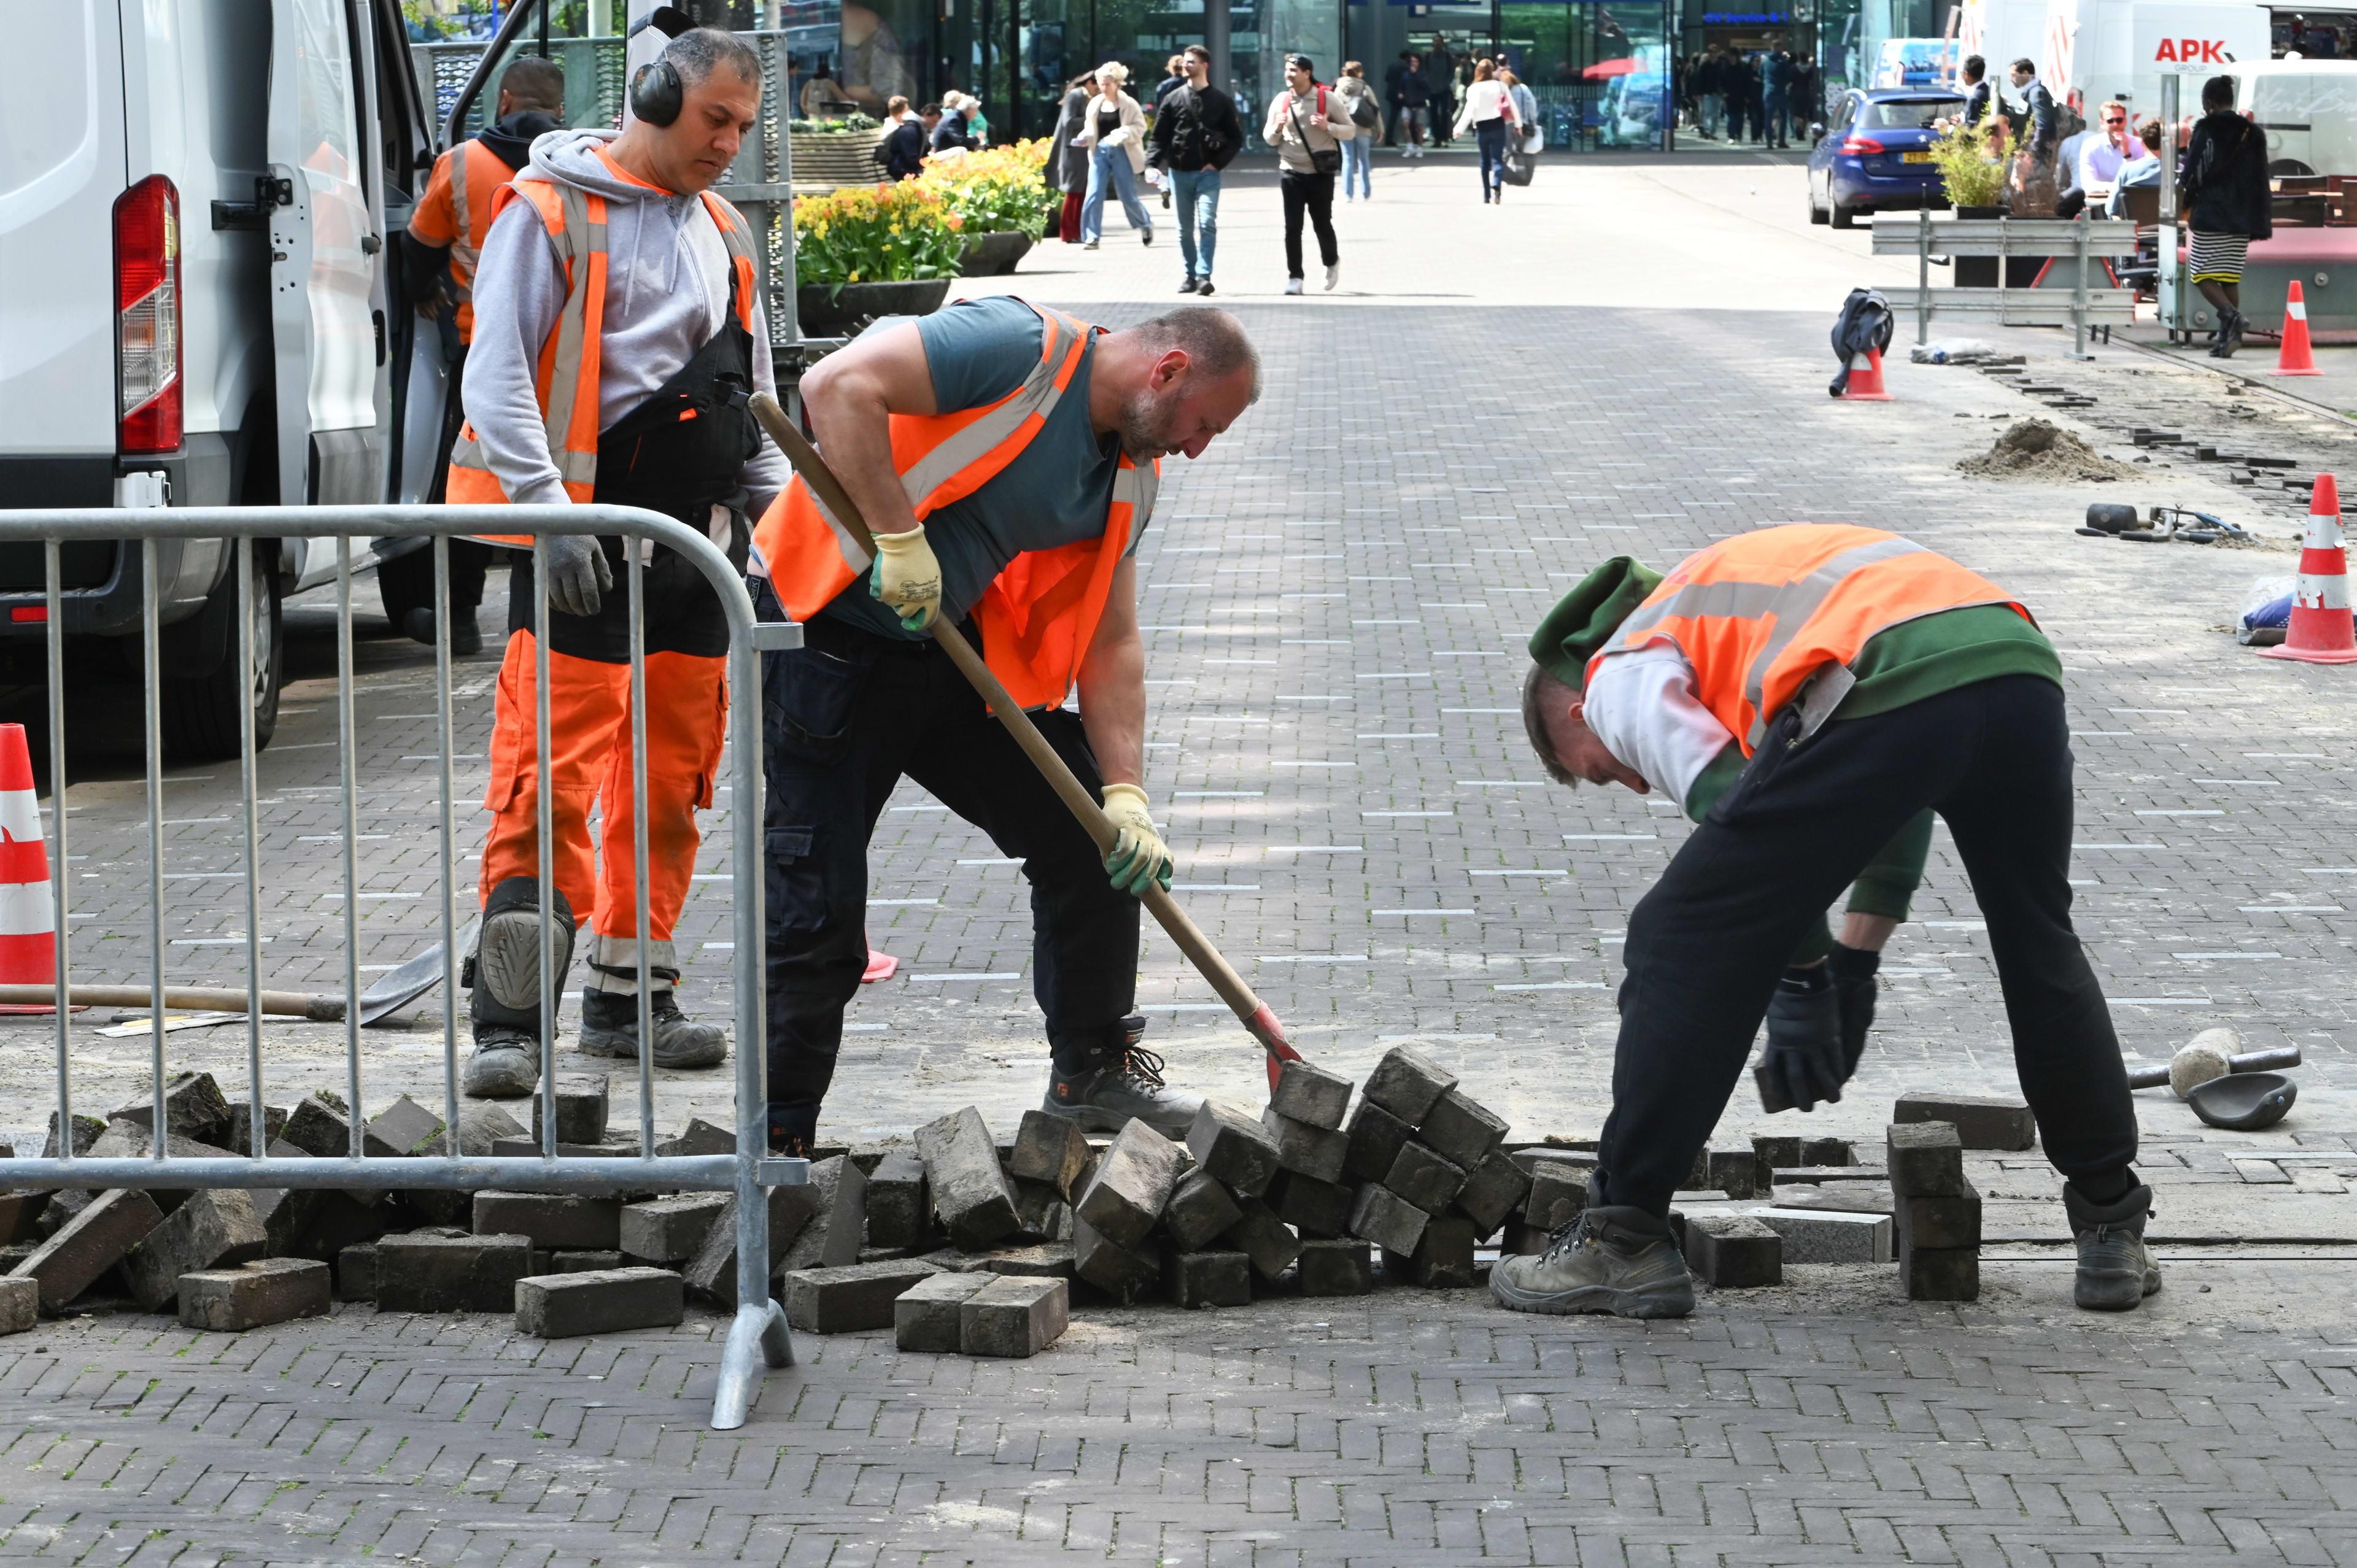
xmin=711 ymin=1297 xmax=794 ymax=1430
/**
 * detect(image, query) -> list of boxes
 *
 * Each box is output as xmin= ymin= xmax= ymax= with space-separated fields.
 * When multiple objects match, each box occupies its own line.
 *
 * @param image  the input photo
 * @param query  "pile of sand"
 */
xmin=1957 ymin=418 xmax=2140 ymax=482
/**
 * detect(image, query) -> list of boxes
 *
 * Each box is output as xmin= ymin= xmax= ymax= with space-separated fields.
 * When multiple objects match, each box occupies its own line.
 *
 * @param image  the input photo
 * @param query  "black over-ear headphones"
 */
xmin=627 ymin=6 xmax=697 ymax=126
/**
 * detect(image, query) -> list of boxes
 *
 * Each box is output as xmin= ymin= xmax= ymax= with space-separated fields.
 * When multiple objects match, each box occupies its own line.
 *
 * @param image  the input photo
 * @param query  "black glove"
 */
xmin=1755 ymin=962 xmax=1844 ymax=1113
xmin=1827 ymin=941 xmax=1880 ymax=1079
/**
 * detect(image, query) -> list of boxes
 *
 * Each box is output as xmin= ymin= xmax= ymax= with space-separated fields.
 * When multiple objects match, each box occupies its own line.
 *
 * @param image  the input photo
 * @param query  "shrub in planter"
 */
xmin=1932 ymin=117 xmax=2012 ymax=210
xmin=917 ymin=139 xmax=1054 ymax=241
xmin=794 ymin=180 xmax=966 ymax=289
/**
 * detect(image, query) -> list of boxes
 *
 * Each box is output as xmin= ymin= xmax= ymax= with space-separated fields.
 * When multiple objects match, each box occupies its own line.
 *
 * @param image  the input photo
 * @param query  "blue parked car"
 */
xmin=1807 ymin=88 xmax=1965 ymax=229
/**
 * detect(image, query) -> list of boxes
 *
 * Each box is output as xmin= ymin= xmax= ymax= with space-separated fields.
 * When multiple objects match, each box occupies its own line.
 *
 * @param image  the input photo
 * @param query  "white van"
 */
xmin=2227 ymin=58 xmax=2357 ymax=175
xmin=2037 ymin=0 xmax=2271 ymax=114
xmin=0 ymin=1 xmax=451 ymax=759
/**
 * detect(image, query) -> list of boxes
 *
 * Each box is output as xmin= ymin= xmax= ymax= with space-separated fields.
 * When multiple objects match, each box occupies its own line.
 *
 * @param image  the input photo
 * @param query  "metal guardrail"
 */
xmin=0 ymin=503 xmax=805 ymax=1432
xmin=1873 ymin=212 xmax=2142 ymax=357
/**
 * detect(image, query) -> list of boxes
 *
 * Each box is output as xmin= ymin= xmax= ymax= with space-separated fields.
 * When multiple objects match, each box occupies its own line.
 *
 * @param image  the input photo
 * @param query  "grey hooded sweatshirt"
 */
xmin=464 ymin=128 xmax=788 ymax=516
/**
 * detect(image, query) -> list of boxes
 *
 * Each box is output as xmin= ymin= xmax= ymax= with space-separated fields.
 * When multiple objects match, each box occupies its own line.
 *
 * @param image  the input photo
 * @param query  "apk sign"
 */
xmin=2129 ymin=5 xmax=2267 ymax=72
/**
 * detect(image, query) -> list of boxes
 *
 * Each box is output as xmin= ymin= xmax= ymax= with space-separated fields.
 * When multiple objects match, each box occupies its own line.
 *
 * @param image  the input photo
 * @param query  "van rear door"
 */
xmin=266 ymin=0 xmax=384 ymax=511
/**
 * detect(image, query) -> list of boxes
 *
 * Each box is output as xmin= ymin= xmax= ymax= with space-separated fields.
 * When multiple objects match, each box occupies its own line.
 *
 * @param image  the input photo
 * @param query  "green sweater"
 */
xmin=1681 ymin=604 xmax=2061 ymax=960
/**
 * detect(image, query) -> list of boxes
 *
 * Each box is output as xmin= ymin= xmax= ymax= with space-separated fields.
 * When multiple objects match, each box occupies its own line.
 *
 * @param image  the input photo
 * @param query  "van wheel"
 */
xmin=161 ymin=552 xmax=283 ymax=763
xmin=1829 ymin=203 xmax=1857 ymax=229
xmin=2269 ymin=158 xmax=2316 ymax=178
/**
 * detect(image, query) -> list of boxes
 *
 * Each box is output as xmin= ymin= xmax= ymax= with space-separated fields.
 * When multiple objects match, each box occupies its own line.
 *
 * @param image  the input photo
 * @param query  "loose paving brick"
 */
xmin=1342 ymin=1099 xmax=1415 ymax=1183
xmin=531 ymin=1074 xmax=610 ymax=1145
xmin=1010 ymin=1177 xmax=1072 ymax=1242
xmin=0 ymin=1188 xmax=48 ymax=1243
xmin=776 ymin=1154 xmax=867 ymax=1273
xmin=1387 ymin=1214 xmax=1477 ymax=1288
xmin=1453 ymin=1150 xmax=1533 ymax=1238
xmin=651 ymin=1116 xmax=735 ymax=1157
xmin=470 ymin=1191 xmax=624 ymax=1250
xmin=1902 ymin=1243 xmax=1981 ymax=1300
xmin=683 ymin=1186 xmax=818 ymax=1307
xmin=1007 ymin=1109 xmax=1093 ymax=1197
xmin=0 ymin=1275 xmax=35 ymax=1334
xmin=1163 ymin=1249 xmax=1252 ymax=1308
xmin=1296 ymin=1236 xmax=1374 ymax=1296
xmin=861 ymin=1150 xmax=932 ymax=1249
xmin=1184 ymin=1098 xmax=1281 ymax=1197
xmin=1270 ymin=1170 xmax=1354 ymax=1237
xmin=108 ymin=1070 xmax=231 ymax=1144
xmin=374 ymin=1232 xmax=533 ymax=1313
xmin=1415 ymin=1088 xmax=1509 ymax=1170
xmin=1268 ymin=1059 xmax=1352 ymax=1130
xmin=959 ymin=1273 xmax=1069 ymax=1356
xmin=122 ymin=1188 xmax=267 ymax=1311
xmin=223 ymin=1100 xmax=290 ymax=1154
xmin=514 ymin=1267 xmax=684 ymax=1338
xmin=547 ymin=1248 xmax=625 ymax=1272
xmin=41 ymin=1112 xmax=104 ymax=1159
xmin=12 ymin=1188 xmax=164 ymax=1311
xmin=365 ymin=1094 xmax=446 ymax=1157
xmin=1361 ymin=1043 xmax=1456 ymax=1125
xmin=893 ymin=1270 xmax=988 ymax=1351
xmin=1384 ymin=1140 xmax=1467 ymax=1214
xmin=1752 ymin=1207 xmax=1894 ymax=1263
xmin=617 ymin=1191 xmax=727 ymax=1263
xmin=1894 ymin=1091 xmax=2038 ymax=1150
xmin=1072 ymin=1119 xmax=1186 ymax=1248
xmin=1071 ymin=1215 xmax=1158 ymax=1302
xmin=1887 ymin=1121 xmax=1968 ymax=1196
xmin=333 ymin=1242 xmax=377 ymax=1301
xmin=1259 ymin=1106 xmax=1349 ymax=1183
xmin=1706 ymin=1143 xmax=1768 ymax=1198
xmin=1221 ymin=1192 xmax=1302 ymax=1280
xmin=913 ymin=1105 xmax=1020 ymax=1251
xmin=1895 ymin=1180 xmax=1984 ymax=1249
xmin=1162 ymin=1167 xmax=1244 ymax=1251
xmin=954 ymin=1242 xmax=1074 ymax=1278
xmin=1349 ymin=1182 xmax=1428 ymax=1257
xmin=1684 ymin=1214 xmax=1784 ymax=1288
xmin=175 ymin=1258 xmax=331 ymax=1331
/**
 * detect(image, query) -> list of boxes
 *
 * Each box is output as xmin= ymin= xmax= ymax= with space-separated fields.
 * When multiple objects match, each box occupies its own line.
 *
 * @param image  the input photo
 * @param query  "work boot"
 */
xmin=1041 ymin=1016 xmax=1203 ymax=1136
xmin=401 ymin=604 xmax=484 ymax=657
xmin=462 ymin=1024 xmax=542 ymax=1099
xmin=576 ymin=987 xmax=729 ymax=1068
xmin=1489 ymin=1205 xmax=1696 ymax=1319
xmin=2065 ymin=1181 xmax=2161 ymax=1311
xmin=767 ymin=1102 xmax=816 ymax=1158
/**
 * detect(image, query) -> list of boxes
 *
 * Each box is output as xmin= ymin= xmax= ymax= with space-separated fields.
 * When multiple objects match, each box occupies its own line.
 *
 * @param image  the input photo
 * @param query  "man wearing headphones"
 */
xmin=444 ymin=23 xmax=784 ymax=1098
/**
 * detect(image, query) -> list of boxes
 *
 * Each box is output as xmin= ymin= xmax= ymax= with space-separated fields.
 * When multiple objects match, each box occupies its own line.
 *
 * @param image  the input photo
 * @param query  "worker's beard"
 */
xmin=1117 ymin=388 xmax=1185 ymax=461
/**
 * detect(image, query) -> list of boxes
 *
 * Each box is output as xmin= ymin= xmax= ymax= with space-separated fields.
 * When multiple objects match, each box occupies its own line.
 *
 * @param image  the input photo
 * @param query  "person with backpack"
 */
xmin=1333 ymin=61 xmax=1383 ymax=199
xmin=2178 ymin=73 xmax=2273 ymax=357
xmin=1147 ymin=45 xmax=1243 ymax=295
xmin=1263 ymin=54 xmax=1356 ymax=293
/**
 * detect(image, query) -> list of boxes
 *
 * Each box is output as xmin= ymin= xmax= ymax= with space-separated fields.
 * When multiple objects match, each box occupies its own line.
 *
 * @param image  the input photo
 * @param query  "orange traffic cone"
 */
xmin=2270 ymin=281 xmax=2323 ymax=377
xmin=1841 ymin=346 xmax=1892 ymax=401
xmin=0 ymin=724 xmax=57 ymax=1010
xmin=2261 ymin=474 xmax=2357 ymax=664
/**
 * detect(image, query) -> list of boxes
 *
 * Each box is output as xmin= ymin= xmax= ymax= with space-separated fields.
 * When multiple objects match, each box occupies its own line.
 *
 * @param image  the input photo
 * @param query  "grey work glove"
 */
xmin=1754 ymin=962 xmax=1844 ymax=1113
xmin=541 ymin=534 xmax=612 ymax=617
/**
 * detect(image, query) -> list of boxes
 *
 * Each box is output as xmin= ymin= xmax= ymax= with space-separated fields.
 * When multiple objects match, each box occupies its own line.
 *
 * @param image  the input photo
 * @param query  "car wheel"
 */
xmin=1809 ymin=180 xmax=1830 ymax=224
xmin=1830 ymin=203 xmax=1857 ymax=229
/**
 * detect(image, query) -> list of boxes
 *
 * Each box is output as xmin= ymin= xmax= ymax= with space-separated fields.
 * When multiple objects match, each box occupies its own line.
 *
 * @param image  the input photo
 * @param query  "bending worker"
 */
xmin=389 ymin=53 xmax=568 ymax=657
xmin=750 ymin=299 xmax=1261 ymax=1155
xmin=447 ymin=26 xmax=783 ymax=1097
xmin=1495 ymin=523 xmax=2155 ymax=1319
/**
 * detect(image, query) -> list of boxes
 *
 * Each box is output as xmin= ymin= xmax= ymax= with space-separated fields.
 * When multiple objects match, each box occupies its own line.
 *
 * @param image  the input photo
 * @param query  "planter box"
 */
xmin=792 ymin=129 xmax=888 ymax=188
xmin=797 ymin=278 xmax=953 ymax=338
xmin=960 ymin=230 xmax=1034 ymax=277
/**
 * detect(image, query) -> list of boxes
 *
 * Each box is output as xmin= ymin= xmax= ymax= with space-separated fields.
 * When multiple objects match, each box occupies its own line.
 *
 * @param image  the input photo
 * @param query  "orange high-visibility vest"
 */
xmin=1587 ymin=523 xmax=2033 ymax=752
xmin=751 ymin=299 xmax=1156 ymax=712
xmin=408 ymin=137 xmax=515 ymax=343
xmin=444 ymin=157 xmax=759 ymax=530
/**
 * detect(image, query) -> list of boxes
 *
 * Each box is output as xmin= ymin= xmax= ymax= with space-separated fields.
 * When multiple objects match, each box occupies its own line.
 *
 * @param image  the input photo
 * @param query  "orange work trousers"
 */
xmin=479 ymin=629 xmax=727 ymax=946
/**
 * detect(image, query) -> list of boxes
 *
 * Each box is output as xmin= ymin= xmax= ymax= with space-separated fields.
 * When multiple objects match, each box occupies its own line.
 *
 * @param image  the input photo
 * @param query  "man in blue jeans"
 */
xmin=1147 ymin=45 xmax=1244 ymax=296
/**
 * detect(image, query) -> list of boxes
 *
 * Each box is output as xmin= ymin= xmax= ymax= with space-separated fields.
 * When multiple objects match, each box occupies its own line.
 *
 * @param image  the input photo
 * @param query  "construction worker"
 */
xmin=1495 ymin=524 xmax=2156 ymax=1318
xmin=446 ymin=26 xmax=785 ymax=1098
xmin=751 ymin=299 xmax=1260 ymax=1154
xmin=390 ymin=55 xmax=568 ymax=657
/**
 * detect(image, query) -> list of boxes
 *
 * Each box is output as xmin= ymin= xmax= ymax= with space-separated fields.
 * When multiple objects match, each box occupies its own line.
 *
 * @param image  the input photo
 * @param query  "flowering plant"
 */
xmin=918 ymin=138 xmax=1053 ymax=238
xmin=1932 ymin=115 xmax=2012 ymax=207
xmin=794 ymin=180 xmax=967 ymax=288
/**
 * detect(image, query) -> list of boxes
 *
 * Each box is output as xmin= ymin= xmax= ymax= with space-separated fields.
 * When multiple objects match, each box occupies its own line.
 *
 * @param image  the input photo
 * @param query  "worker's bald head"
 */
xmin=1522 ymin=664 xmax=1650 ymax=794
xmin=1104 ymin=308 xmax=1259 ymax=463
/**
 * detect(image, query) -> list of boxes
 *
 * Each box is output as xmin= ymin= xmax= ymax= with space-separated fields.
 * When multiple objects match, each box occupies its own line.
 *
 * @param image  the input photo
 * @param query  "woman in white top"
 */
xmin=1073 ymin=64 xmax=1155 ymax=250
xmin=1453 ymin=58 xmax=1519 ymax=204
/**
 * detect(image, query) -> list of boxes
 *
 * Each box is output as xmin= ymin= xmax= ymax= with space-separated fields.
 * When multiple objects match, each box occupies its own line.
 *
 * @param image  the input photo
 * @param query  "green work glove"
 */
xmin=1100 ymin=783 xmax=1174 ymax=898
xmin=868 ymin=524 xmax=943 ymax=631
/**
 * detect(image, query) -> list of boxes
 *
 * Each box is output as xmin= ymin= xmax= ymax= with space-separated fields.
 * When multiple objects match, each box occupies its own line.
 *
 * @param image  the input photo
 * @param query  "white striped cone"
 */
xmin=2262 ymin=474 xmax=2357 ymax=663
xmin=0 ymin=723 xmax=55 ymax=987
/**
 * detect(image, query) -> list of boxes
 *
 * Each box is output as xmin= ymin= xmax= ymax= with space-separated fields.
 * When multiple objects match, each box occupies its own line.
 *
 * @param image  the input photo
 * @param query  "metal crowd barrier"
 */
xmin=0 ymin=504 xmax=805 ymax=1432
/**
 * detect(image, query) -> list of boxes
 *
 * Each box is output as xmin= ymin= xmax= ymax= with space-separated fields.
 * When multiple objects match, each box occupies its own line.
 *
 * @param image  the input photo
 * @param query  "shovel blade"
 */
xmin=358 ymin=915 xmax=481 ymax=1025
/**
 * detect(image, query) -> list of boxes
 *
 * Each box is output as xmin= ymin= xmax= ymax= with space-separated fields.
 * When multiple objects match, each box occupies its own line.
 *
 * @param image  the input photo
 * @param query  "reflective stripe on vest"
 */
xmin=752 ymin=298 xmax=1153 ymax=711
xmin=443 ymin=177 xmax=758 ymax=528
xmin=1588 ymin=523 xmax=2032 ymax=751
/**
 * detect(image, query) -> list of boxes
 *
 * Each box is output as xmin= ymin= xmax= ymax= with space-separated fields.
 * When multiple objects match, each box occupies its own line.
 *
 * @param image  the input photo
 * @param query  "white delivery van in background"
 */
xmin=2226 ymin=58 xmax=2357 ymax=174
xmin=0 ymin=1 xmax=449 ymax=760
xmin=2038 ymin=0 xmax=2271 ymax=112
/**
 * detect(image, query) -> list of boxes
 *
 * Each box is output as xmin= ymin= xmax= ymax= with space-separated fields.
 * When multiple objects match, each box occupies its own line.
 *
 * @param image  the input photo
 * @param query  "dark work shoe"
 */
xmin=577 ymin=987 xmax=728 ymax=1069
xmin=2067 ymin=1182 xmax=2160 ymax=1310
xmin=1042 ymin=1046 xmax=1202 ymax=1136
xmin=462 ymin=1024 xmax=541 ymax=1099
xmin=767 ymin=1101 xmax=816 ymax=1159
xmin=1194 ymin=278 xmax=1214 ymax=297
xmin=1178 ymin=277 xmax=1199 ymax=293
xmin=1490 ymin=1206 xmax=1695 ymax=1318
xmin=401 ymin=604 xmax=484 ymax=657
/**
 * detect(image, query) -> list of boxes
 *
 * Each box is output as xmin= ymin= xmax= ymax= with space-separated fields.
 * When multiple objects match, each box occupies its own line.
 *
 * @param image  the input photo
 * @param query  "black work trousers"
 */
xmin=1280 ymin=168 xmax=1339 ymax=278
xmin=1592 ymin=676 xmax=2137 ymax=1218
xmin=754 ymin=585 xmax=1141 ymax=1120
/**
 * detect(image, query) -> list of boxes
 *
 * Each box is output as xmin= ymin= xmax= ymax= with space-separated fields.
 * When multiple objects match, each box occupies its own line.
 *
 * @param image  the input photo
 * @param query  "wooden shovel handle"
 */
xmin=749 ymin=392 xmax=1301 ymax=1076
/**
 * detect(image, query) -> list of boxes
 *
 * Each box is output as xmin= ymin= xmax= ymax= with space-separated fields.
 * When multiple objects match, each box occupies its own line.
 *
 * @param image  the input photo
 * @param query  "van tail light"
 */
xmin=1840 ymin=133 xmax=1886 ymax=154
xmin=114 ymin=174 xmax=182 ymax=457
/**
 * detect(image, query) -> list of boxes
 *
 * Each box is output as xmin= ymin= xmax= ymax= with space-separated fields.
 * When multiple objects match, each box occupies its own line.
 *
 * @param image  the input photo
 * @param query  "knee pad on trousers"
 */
xmin=468 ymin=875 xmax=578 ymax=1033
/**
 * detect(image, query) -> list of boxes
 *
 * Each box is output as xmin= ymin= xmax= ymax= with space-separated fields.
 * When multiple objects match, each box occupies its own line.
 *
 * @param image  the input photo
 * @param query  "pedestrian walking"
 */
xmin=1047 ymin=74 xmax=1094 ymax=243
xmin=878 ymin=95 xmax=927 ymax=179
xmin=1425 ymin=34 xmax=1457 ymax=144
xmin=1696 ymin=45 xmax=1725 ymax=139
xmin=754 ymin=301 xmax=1262 ymax=1154
xmin=1498 ymin=525 xmax=2158 ymax=1320
xmin=1455 ymin=58 xmax=1519 ymax=204
xmin=2005 ymin=57 xmax=2059 ymax=215
xmin=1396 ymin=52 xmax=1432 ymax=155
xmin=1153 ymin=53 xmax=1188 ymax=107
xmin=2178 ymin=72 xmax=2272 ymax=356
xmin=395 ymin=53 xmax=566 ymax=657
xmin=1765 ymin=47 xmax=1795 ymax=148
xmin=1960 ymin=54 xmax=1992 ymax=127
xmin=1334 ymin=61 xmax=1382 ymax=199
xmin=448 ymin=26 xmax=778 ymax=1095
xmin=1147 ymin=44 xmax=1242 ymax=295
xmin=1263 ymin=53 xmax=1355 ymax=293
xmin=1384 ymin=52 xmax=1409 ymax=145
xmin=1743 ymin=53 xmax=1768 ymax=144
xmin=1501 ymin=66 xmax=1538 ymax=153
xmin=1075 ymin=63 xmax=1155 ymax=250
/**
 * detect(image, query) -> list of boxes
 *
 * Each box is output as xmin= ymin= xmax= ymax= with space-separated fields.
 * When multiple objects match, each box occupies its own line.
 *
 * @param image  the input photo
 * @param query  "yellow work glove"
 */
xmin=1099 ymin=783 xmax=1174 ymax=898
xmin=868 ymin=525 xmax=943 ymax=631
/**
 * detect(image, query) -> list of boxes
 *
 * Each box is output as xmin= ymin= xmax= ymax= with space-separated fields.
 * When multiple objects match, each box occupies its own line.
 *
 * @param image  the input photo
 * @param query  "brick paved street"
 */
xmin=4 ymin=154 xmax=2356 ymax=1564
